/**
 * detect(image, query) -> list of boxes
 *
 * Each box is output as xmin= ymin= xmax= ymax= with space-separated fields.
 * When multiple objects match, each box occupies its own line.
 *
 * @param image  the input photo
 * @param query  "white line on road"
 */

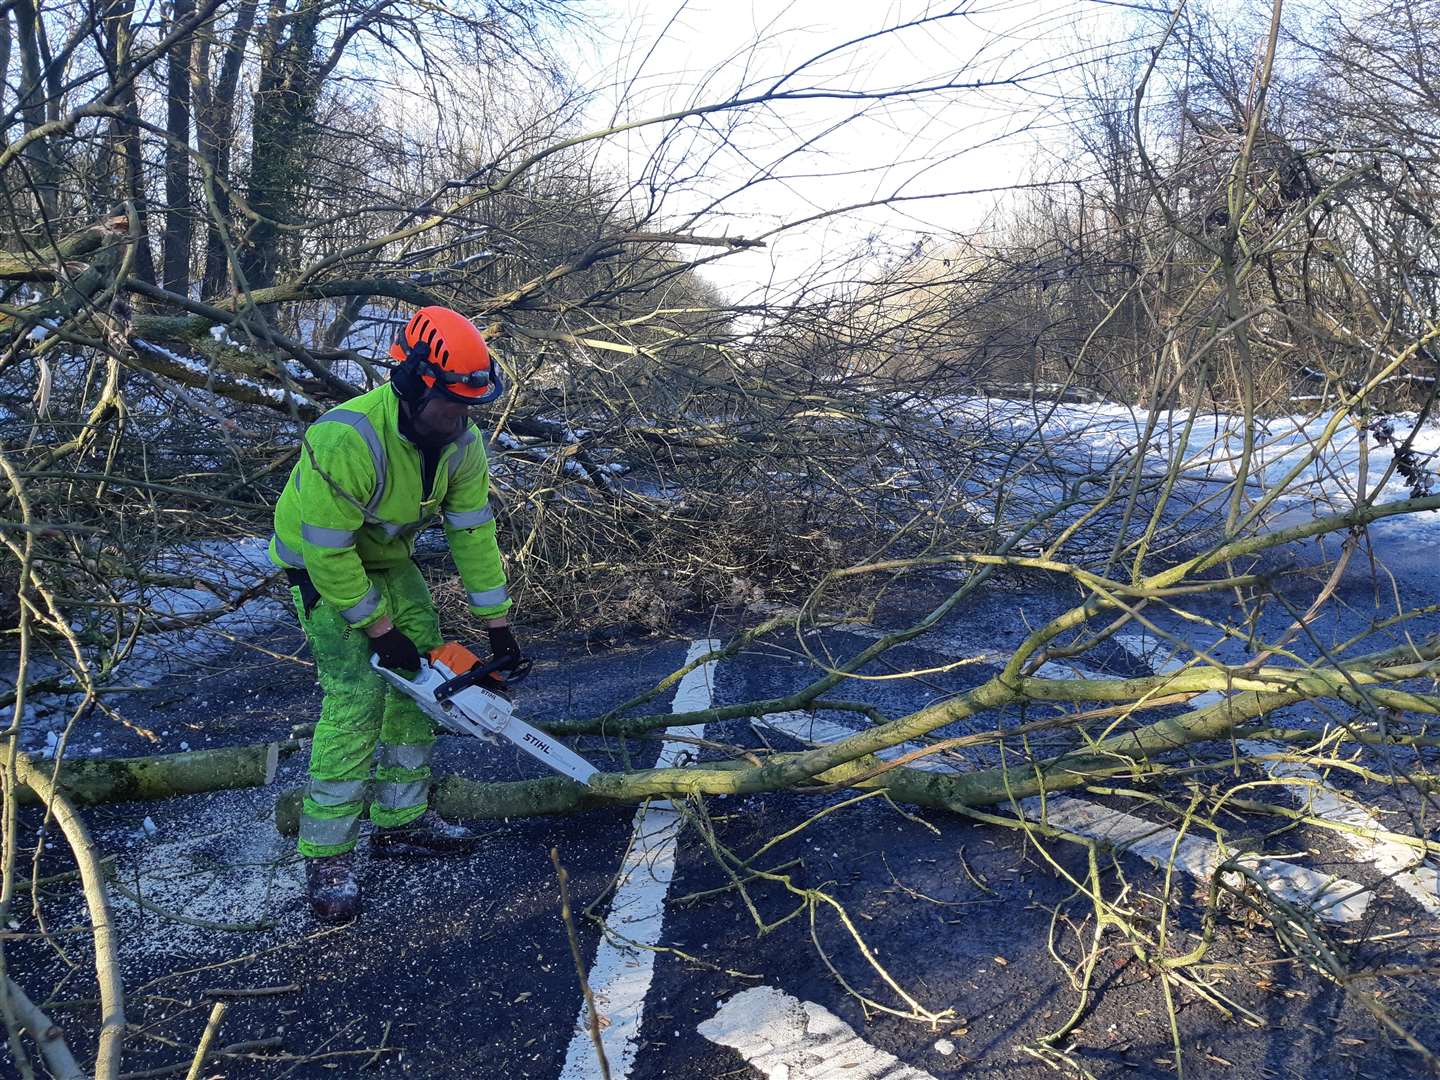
xmin=1237 ymin=738 xmax=1440 ymax=917
xmin=1112 ymin=632 xmax=1440 ymax=919
xmin=1113 ymin=632 xmax=1226 ymax=709
xmin=1020 ymin=794 xmax=1370 ymax=921
xmin=558 ymin=639 xmax=721 ymax=1080
xmin=699 ymin=986 xmax=941 ymax=1080
xmin=755 ymin=711 xmax=1370 ymax=922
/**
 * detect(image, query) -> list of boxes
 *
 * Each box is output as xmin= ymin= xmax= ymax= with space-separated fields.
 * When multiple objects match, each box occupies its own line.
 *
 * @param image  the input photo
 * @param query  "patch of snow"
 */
xmin=135 ymin=338 xmax=292 ymax=405
xmin=8 ymin=536 xmax=288 ymax=737
xmin=27 ymin=317 xmax=58 ymax=342
xmin=914 ymin=395 xmax=1440 ymax=558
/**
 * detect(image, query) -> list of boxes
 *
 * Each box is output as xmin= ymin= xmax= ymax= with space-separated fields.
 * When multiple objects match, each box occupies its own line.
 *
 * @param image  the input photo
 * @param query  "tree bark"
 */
xmin=4 ymin=979 xmax=86 ymax=1080
xmin=12 ymin=754 xmax=126 ymax=1080
xmin=14 ymin=743 xmax=282 ymax=807
xmin=194 ymin=0 xmax=258 ymax=298
xmin=162 ymin=0 xmax=195 ymax=295
xmin=11 ymin=0 xmax=57 ymax=218
xmin=274 ymin=665 xmax=1434 ymax=835
xmin=0 ymin=13 xmax=11 ymax=133
xmin=240 ymin=0 xmax=324 ymax=291
xmin=0 ymin=219 xmax=124 ymax=280
xmin=0 ymin=219 xmax=130 ymax=337
xmin=102 ymin=0 xmax=157 ymax=285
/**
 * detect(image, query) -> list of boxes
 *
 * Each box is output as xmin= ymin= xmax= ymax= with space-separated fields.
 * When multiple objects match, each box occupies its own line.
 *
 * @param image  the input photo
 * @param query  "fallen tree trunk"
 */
xmin=267 ymin=746 xmax=1169 ymax=836
xmin=14 ymin=742 xmax=284 ymax=806
xmin=0 ymin=219 xmax=126 ymax=281
xmin=271 ymin=633 xmax=1440 ymax=835
xmin=15 ymin=632 xmax=1433 ymax=825
xmin=274 ymin=772 xmax=617 ymax=835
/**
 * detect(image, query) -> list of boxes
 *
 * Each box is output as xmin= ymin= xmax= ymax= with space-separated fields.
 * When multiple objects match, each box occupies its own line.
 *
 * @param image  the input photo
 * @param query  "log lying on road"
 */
xmin=14 ymin=743 xmax=284 ymax=807
xmin=274 ymin=772 xmax=617 ymax=834
xmin=272 ymin=645 xmax=1440 ymax=836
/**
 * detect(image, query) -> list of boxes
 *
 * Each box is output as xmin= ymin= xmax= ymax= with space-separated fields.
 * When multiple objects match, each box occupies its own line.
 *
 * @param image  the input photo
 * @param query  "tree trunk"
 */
xmin=11 ymin=0 xmax=58 ymax=219
xmin=0 ymin=220 xmax=121 ymax=279
xmin=0 ymin=13 xmax=11 ymax=126
xmin=15 ymin=743 xmax=282 ymax=807
xmin=194 ymin=0 xmax=258 ymax=298
xmin=162 ymin=0 xmax=195 ymax=294
xmin=101 ymin=0 xmax=157 ymax=285
xmin=240 ymin=0 xmax=323 ymax=291
xmin=0 ymin=219 xmax=131 ymax=337
xmin=118 ymin=110 xmax=159 ymax=285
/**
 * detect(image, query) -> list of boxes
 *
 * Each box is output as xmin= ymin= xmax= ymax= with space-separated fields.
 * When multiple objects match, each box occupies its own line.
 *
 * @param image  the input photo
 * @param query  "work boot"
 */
xmin=305 ymin=852 xmax=360 ymax=922
xmin=370 ymin=810 xmax=480 ymax=858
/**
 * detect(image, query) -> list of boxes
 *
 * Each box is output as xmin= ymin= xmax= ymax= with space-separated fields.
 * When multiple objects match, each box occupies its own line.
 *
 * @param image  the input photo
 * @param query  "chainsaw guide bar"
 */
xmin=372 ymin=643 xmax=600 ymax=787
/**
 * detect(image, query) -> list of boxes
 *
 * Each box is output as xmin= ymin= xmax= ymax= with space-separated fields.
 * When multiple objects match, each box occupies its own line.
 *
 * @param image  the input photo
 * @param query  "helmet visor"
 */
xmin=427 ymin=364 xmax=504 ymax=405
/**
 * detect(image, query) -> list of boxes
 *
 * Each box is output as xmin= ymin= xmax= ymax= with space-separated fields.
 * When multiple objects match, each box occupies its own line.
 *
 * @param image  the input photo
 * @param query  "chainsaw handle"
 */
xmin=433 ymin=654 xmax=532 ymax=702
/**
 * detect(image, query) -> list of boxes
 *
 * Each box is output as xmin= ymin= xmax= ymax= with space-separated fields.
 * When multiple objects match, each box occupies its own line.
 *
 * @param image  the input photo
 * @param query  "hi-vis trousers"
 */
xmin=292 ymin=561 xmax=441 ymax=857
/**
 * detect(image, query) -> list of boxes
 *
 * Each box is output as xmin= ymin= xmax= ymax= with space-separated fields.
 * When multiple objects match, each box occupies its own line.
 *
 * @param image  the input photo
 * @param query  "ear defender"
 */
xmin=390 ymin=339 xmax=430 ymax=403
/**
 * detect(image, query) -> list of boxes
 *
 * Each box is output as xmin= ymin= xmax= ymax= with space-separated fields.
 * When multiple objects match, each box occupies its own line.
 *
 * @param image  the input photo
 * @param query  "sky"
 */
xmin=560 ymin=0 xmax=1155 ymax=300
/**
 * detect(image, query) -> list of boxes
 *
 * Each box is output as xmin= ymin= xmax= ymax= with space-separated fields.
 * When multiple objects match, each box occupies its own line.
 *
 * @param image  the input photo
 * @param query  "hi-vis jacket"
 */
xmin=268 ymin=383 xmax=511 ymax=629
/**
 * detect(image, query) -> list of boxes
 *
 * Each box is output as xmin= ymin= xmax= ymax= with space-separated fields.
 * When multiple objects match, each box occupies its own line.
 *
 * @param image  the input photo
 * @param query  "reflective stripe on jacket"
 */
xmin=268 ymin=383 xmax=511 ymax=628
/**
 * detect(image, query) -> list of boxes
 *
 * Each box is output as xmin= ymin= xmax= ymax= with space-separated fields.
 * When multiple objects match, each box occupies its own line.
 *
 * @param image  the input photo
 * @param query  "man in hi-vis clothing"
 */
xmin=269 ymin=306 xmax=525 ymax=921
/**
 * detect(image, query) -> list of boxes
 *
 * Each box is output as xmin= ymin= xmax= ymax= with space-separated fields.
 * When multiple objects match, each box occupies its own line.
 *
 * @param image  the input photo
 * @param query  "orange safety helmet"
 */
xmin=388 ymin=306 xmax=502 ymax=404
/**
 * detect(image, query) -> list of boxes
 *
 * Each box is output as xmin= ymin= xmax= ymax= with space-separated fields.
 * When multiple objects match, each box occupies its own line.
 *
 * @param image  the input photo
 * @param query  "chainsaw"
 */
xmin=372 ymin=642 xmax=599 ymax=787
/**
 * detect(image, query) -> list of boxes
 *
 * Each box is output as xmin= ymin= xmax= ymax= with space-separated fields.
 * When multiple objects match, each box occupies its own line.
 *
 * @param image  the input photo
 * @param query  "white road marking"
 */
xmin=1113 ymin=632 xmax=1224 ymax=708
xmin=1237 ymin=739 xmax=1440 ymax=917
xmin=559 ymin=639 xmax=722 ymax=1080
xmin=1114 ymin=632 xmax=1440 ymax=918
xmin=699 ymin=986 xmax=941 ymax=1080
xmin=755 ymin=712 xmax=1370 ymax=922
xmin=1020 ymin=793 xmax=1370 ymax=921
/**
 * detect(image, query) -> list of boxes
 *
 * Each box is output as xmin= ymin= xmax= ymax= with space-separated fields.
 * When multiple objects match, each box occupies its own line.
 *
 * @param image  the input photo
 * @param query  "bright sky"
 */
xmin=564 ymin=0 xmax=1151 ymax=300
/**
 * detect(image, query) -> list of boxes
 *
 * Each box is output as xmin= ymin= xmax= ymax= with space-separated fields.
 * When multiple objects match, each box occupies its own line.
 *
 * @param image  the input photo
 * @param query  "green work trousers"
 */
xmin=295 ymin=560 xmax=442 ymax=857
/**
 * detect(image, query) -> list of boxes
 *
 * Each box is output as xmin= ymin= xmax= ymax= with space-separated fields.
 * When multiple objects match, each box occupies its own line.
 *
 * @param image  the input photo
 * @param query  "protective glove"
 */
xmin=371 ymin=627 xmax=421 ymax=675
xmin=487 ymin=624 xmax=525 ymax=673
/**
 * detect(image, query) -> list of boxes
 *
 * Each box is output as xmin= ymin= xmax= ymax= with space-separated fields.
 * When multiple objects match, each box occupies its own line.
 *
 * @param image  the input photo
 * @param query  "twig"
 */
xmin=13 ymin=855 xmax=117 ymax=892
xmin=551 ymin=847 xmax=611 ymax=1080
xmin=362 ymin=1021 xmax=391 ymax=1071
xmin=200 ymin=984 xmax=299 ymax=999
xmin=184 ymin=1002 xmax=227 ymax=1080
xmin=114 ymin=1038 xmax=283 ymax=1080
xmin=107 ymin=873 xmax=275 ymax=932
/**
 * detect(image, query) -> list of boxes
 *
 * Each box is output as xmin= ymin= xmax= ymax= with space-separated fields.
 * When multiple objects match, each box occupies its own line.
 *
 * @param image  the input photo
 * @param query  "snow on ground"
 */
xmin=8 ymin=536 xmax=288 ymax=754
xmin=936 ymin=395 xmax=1436 ymax=513
xmin=898 ymin=397 xmax=1440 ymax=576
